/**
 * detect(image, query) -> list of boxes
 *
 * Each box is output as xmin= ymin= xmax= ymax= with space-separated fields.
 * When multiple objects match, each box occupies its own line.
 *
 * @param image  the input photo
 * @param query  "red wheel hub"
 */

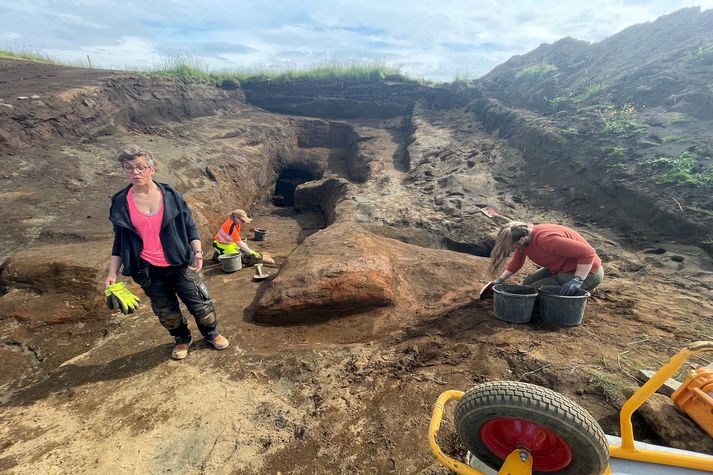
xmin=480 ymin=418 xmax=573 ymax=471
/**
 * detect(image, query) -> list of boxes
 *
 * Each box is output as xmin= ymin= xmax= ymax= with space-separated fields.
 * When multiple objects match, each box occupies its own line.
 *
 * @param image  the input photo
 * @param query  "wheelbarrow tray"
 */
xmin=466 ymin=438 xmax=713 ymax=475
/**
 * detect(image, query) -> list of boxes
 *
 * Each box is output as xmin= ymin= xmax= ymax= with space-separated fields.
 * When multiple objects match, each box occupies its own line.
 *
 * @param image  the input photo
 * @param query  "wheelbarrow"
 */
xmin=428 ymin=341 xmax=713 ymax=474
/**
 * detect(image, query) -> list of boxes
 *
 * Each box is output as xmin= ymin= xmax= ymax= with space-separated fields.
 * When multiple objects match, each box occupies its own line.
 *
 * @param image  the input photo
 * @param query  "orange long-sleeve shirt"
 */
xmin=506 ymin=223 xmax=601 ymax=275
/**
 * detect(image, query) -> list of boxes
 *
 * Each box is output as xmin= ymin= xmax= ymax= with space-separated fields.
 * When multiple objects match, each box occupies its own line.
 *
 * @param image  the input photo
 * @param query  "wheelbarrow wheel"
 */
xmin=454 ymin=381 xmax=608 ymax=475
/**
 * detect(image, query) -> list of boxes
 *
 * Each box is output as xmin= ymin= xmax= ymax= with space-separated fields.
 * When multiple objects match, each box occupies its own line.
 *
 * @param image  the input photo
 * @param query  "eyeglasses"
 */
xmin=122 ymin=164 xmax=150 ymax=174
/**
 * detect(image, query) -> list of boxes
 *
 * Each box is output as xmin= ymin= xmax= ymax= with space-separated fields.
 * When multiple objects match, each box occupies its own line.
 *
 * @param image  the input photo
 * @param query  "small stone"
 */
xmin=30 ymin=95 xmax=40 ymax=99
xmin=17 ymin=96 xmax=29 ymax=100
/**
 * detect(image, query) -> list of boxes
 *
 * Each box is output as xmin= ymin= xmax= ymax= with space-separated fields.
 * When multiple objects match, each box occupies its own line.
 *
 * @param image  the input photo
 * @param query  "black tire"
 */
xmin=454 ymin=381 xmax=608 ymax=475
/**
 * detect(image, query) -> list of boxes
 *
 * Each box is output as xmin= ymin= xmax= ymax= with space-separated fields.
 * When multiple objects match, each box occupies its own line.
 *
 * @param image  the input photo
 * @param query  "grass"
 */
xmin=689 ymin=42 xmax=713 ymax=62
xmin=661 ymin=135 xmax=687 ymax=143
xmin=0 ymin=48 xmax=57 ymax=64
xmin=587 ymin=369 xmax=630 ymax=404
xmin=599 ymin=103 xmax=648 ymax=137
xmin=575 ymin=82 xmax=605 ymax=102
xmin=604 ymin=145 xmax=625 ymax=158
xmin=516 ymin=62 xmax=558 ymax=81
xmin=668 ymin=113 xmax=692 ymax=125
xmin=546 ymin=95 xmax=569 ymax=111
xmin=147 ymin=55 xmax=403 ymax=84
xmin=562 ymin=127 xmax=579 ymax=137
xmin=1 ymin=49 xmax=406 ymax=85
xmin=686 ymin=206 xmax=713 ymax=218
xmin=642 ymin=151 xmax=713 ymax=187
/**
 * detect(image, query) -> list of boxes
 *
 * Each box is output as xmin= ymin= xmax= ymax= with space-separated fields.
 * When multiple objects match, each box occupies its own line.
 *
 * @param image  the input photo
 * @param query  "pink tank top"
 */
xmin=128 ymin=188 xmax=170 ymax=267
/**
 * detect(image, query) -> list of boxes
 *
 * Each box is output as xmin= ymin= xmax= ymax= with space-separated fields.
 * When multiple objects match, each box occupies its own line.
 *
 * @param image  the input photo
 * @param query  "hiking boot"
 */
xmin=172 ymin=338 xmax=192 ymax=360
xmin=207 ymin=334 xmax=229 ymax=350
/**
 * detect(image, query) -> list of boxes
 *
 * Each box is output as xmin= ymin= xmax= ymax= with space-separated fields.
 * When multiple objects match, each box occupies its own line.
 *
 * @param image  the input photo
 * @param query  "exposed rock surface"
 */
xmin=254 ymin=220 xmax=487 ymax=323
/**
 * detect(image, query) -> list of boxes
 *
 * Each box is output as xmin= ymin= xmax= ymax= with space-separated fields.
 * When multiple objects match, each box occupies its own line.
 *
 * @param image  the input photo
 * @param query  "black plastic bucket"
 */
xmin=253 ymin=228 xmax=268 ymax=241
xmin=538 ymin=285 xmax=590 ymax=326
xmin=493 ymin=284 xmax=538 ymax=323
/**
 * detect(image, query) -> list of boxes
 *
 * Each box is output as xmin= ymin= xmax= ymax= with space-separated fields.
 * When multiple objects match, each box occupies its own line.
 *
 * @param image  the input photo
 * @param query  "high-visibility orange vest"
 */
xmin=214 ymin=218 xmax=242 ymax=244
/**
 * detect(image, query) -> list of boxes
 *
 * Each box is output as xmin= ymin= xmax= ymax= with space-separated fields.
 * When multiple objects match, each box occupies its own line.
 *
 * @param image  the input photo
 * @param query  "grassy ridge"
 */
xmin=0 ymin=49 xmax=56 ymax=64
xmin=149 ymin=55 xmax=404 ymax=84
xmin=0 ymin=49 xmax=405 ymax=84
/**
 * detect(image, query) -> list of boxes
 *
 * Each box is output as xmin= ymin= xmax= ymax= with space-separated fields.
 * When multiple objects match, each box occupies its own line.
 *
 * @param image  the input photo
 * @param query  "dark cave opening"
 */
xmin=272 ymin=168 xmax=321 ymax=207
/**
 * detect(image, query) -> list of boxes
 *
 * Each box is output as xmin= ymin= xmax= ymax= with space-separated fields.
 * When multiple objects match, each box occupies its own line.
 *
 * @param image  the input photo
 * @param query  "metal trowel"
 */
xmin=253 ymin=263 xmax=270 ymax=281
xmin=478 ymin=281 xmax=497 ymax=300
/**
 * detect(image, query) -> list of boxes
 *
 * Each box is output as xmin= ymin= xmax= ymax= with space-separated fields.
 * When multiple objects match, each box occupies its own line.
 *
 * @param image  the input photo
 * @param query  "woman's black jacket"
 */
xmin=109 ymin=181 xmax=200 ymax=277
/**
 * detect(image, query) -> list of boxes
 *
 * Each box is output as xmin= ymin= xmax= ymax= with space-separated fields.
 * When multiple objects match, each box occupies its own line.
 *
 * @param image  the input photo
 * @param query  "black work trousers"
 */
xmin=133 ymin=261 xmax=219 ymax=343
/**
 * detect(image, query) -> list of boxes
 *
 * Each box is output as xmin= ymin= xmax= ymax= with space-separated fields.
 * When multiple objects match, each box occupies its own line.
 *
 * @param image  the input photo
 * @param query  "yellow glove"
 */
xmin=249 ymin=250 xmax=262 ymax=259
xmin=104 ymin=282 xmax=141 ymax=314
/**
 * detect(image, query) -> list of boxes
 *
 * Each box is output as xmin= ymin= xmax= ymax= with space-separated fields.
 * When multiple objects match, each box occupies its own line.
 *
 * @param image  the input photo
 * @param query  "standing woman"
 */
xmin=105 ymin=144 xmax=229 ymax=360
xmin=487 ymin=221 xmax=604 ymax=295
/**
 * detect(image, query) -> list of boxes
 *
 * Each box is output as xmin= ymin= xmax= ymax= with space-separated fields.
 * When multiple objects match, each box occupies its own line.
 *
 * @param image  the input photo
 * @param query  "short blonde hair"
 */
xmin=116 ymin=144 xmax=155 ymax=167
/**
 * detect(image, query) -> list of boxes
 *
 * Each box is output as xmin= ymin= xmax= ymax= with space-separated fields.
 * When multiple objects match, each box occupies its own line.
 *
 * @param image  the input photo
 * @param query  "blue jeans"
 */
xmin=133 ymin=261 xmax=219 ymax=342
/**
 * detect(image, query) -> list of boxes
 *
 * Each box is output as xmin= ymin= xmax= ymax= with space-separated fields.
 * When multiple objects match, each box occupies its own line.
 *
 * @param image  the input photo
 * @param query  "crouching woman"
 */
xmin=488 ymin=221 xmax=604 ymax=296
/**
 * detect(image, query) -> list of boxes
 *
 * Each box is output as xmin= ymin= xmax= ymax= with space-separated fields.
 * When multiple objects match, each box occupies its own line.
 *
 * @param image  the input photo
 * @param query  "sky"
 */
xmin=1 ymin=1 xmax=713 ymax=81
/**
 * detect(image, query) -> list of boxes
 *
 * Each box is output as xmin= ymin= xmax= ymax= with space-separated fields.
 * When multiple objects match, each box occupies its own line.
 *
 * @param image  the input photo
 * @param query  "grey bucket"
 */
xmin=253 ymin=228 xmax=268 ymax=241
xmin=218 ymin=253 xmax=242 ymax=273
xmin=493 ymin=284 xmax=538 ymax=323
xmin=538 ymin=285 xmax=591 ymax=326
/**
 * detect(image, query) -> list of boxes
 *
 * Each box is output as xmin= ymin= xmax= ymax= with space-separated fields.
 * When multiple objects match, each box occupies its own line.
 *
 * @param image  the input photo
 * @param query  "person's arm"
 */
xmin=237 ymin=240 xmax=253 ymax=254
xmin=188 ymin=238 xmax=203 ymax=272
xmin=106 ymin=223 xmax=123 ymax=287
xmin=573 ymin=263 xmax=593 ymax=280
xmin=496 ymin=269 xmax=515 ymax=283
xmin=105 ymin=255 xmax=122 ymax=288
xmin=503 ymin=247 xmax=526 ymax=277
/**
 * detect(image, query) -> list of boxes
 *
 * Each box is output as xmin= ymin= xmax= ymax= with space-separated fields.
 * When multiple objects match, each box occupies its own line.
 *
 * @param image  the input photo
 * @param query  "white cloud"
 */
xmin=1 ymin=0 xmax=712 ymax=80
xmin=0 ymin=31 xmax=22 ymax=41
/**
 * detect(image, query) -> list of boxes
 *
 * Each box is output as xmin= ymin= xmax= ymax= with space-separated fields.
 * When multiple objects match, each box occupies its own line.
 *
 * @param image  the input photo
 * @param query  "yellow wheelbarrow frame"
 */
xmin=428 ymin=341 xmax=713 ymax=475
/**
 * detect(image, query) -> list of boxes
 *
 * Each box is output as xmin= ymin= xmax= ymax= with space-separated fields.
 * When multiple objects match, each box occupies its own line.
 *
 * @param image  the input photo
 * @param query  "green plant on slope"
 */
xmin=599 ymin=103 xmax=647 ymax=137
xmin=546 ymin=95 xmax=570 ymax=110
xmin=689 ymin=43 xmax=713 ymax=62
xmin=0 ymin=48 xmax=57 ymax=64
xmin=516 ymin=62 xmax=558 ymax=81
xmin=643 ymin=151 xmax=713 ymax=187
xmin=604 ymin=145 xmax=625 ymax=158
xmin=661 ymin=135 xmax=687 ymax=143
xmin=668 ymin=113 xmax=691 ymax=125
xmin=574 ymin=82 xmax=604 ymax=103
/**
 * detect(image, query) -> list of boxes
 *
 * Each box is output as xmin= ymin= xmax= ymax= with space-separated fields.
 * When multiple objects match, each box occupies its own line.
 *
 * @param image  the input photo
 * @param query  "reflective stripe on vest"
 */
xmin=214 ymin=218 xmax=241 ymax=244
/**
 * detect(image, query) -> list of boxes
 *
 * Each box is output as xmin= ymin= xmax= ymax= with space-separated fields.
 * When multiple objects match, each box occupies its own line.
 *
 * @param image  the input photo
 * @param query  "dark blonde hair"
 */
xmin=487 ymin=221 xmax=532 ymax=278
xmin=116 ymin=144 xmax=155 ymax=167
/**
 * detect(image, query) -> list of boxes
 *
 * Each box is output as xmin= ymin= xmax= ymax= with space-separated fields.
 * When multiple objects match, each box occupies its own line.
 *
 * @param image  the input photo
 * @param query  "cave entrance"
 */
xmin=273 ymin=168 xmax=319 ymax=206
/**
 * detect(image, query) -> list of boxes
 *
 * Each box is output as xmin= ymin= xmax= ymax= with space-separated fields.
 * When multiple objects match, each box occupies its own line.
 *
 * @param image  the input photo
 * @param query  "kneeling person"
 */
xmin=213 ymin=209 xmax=274 ymax=266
